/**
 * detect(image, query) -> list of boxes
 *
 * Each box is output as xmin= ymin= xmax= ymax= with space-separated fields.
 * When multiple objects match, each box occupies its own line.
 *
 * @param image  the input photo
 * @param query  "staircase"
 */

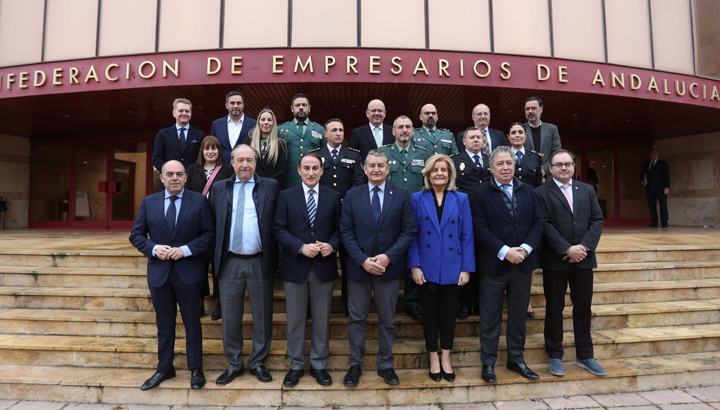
xmin=0 ymin=228 xmax=718 ymax=406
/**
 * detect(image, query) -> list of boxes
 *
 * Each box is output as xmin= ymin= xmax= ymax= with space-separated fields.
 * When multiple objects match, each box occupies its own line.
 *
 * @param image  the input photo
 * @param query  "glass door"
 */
xmin=109 ymin=141 xmax=149 ymax=229
xmin=72 ymin=144 xmax=109 ymax=228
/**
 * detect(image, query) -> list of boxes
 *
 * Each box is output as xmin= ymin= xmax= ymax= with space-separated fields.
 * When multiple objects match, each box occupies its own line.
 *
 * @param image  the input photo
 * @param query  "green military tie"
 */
xmin=401 ymin=148 xmax=407 ymax=162
xmin=297 ymin=121 xmax=306 ymax=135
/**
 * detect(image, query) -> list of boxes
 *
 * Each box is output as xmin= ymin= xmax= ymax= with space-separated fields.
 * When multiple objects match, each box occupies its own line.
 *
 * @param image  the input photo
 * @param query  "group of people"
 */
xmin=130 ymin=92 xmax=608 ymax=392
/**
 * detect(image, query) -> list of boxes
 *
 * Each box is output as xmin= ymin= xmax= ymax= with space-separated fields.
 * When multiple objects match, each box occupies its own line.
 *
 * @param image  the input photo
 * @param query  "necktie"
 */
xmin=179 ymin=128 xmax=186 ymax=151
xmin=473 ymin=154 xmax=482 ymax=171
xmin=332 ymin=149 xmax=338 ymax=164
xmin=231 ymin=182 xmax=245 ymax=253
xmin=307 ymin=188 xmax=316 ymax=228
xmin=516 ymin=151 xmax=523 ymax=164
xmin=562 ymin=183 xmax=573 ymax=212
xmin=430 ymin=128 xmax=436 ymax=141
xmin=481 ymin=129 xmax=490 ymax=156
xmin=373 ymin=127 xmax=382 ymax=147
xmin=501 ymin=184 xmax=512 ymax=200
xmin=401 ymin=149 xmax=407 ymax=162
xmin=297 ymin=121 xmax=306 ymax=135
xmin=166 ymin=195 xmax=178 ymax=233
xmin=372 ymin=186 xmax=381 ymax=226
xmin=649 ymin=161 xmax=655 ymax=172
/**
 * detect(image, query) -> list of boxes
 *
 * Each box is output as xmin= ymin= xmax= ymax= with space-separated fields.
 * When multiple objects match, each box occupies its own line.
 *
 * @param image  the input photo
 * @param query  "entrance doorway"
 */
xmin=29 ymin=138 xmax=151 ymax=229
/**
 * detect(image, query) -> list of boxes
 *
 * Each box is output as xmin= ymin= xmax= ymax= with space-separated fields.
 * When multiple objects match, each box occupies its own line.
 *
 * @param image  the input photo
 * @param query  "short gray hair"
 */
xmin=172 ymin=98 xmax=192 ymax=111
xmin=392 ymin=115 xmax=412 ymax=128
xmin=365 ymin=149 xmax=388 ymax=164
xmin=489 ymin=146 xmax=515 ymax=166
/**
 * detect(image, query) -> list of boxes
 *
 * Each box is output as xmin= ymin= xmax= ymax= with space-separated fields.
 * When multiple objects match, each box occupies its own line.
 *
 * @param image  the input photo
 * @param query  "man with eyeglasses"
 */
xmin=210 ymin=144 xmax=280 ymax=386
xmin=536 ymin=149 xmax=606 ymax=378
xmin=457 ymin=103 xmax=507 ymax=153
xmin=522 ymin=96 xmax=561 ymax=174
xmin=412 ymin=103 xmax=458 ymax=156
xmin=349 ymin=99 xmax=395 ymax=160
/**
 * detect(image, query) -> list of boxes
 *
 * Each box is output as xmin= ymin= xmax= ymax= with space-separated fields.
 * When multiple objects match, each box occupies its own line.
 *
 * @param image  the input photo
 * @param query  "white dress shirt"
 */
xmin=227 ymin=114 xmax=245 ymax=149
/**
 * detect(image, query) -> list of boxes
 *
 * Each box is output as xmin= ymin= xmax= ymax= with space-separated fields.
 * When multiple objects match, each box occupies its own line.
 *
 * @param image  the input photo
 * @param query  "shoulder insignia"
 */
xmin=531 ymin=150 xmax=544 ymax=157
xmin=380 ymin=144 xmax=393 ymax=149
xmin=415 ymin=145 xmax=427 ymax=151
xmin=414 ymin=127 xmax=422 ymax=131
xmin=308 ymin=147 xmax=321 ymax=153
xmin=347 ymin=147 xmax=361 ymax=153
xmin=279 ymin=121 xmax=291 ymax=126
xmin=450 ymin=153 xmax=460 ymax=158
xmin=440 ymin=127 xmax=451 ymax=132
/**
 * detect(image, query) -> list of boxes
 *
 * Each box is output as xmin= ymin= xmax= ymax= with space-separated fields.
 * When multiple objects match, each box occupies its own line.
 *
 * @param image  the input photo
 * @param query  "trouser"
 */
xmin=218 ymin=254 xmax=273 ymax=370
xmin=479 ymin=265 xmax=531 ymax=365
xmin=404 ymin=276 xmax=420 ymax=310
xmin=347 ymin=276 xmax=400 ymax=370
xmin=646 ymin=188 xmax=668 ymax=225
xmin=543 ymin=266 xmax=594 ymax=360
xmin=458 ymin=271 xmax=479 ymax=311
xmin=419 ymin=282 xmax=460 ymax=351
xmin=148 ymin=265 xmax=203 ymax=373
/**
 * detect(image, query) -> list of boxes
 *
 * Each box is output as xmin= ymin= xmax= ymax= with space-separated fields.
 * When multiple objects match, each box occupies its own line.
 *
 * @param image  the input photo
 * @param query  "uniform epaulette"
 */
xmin=531 ymin=150 xmax=543 ymax=157
xmin=415 ymin=144 xmax=427 ymax=151
xmin=379 ymin=143 xmax=393 ymax=148
xmin=308 ymin=147 xmax=321 ymax=153
xmin=347 ymin=147 xmax=361 ymax=153
xmin=450 ymin=153 xmax=460 ymax=158
xmin=440 ymin=127 xmax=451 ymax=132
xmin=279 ymin=121 xmax=291 ymax=125
xmin=414 ymin=127 xmax=422 ymax=131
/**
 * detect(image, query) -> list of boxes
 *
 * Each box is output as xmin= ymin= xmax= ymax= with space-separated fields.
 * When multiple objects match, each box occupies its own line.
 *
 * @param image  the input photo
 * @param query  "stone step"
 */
xmin=595 ymin=246 xmax=720 ymax=264
xmin=543 ymin=260 xmax=720 ymax=283
xmin=0 ymin=322 xmax=717 ymax=371
xmin=1 ymin=299 xmax=718 ymax=340
xmin=0 ymin=250 xmax=145 ymax=269
xmin=1 ymin=278 xmax=718 ymax=312
xmin=0 ymin=351 xmax=717 ymax=406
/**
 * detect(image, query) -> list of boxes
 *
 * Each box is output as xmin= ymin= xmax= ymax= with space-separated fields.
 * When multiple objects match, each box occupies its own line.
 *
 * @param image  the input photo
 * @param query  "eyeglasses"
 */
xmin=368 ymin=109 xmax=385 ymax=114
xmin=551 ymin=162 xmax=574 ymax=168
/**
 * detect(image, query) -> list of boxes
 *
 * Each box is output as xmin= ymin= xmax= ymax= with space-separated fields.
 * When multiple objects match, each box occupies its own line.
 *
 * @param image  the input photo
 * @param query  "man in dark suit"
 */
xmin=152 ymin=98 xmax=206 ymax=174
xmin=129 ymin=160 xmax=214 ymax=391
xmin=312 ymin=118 xmax=365 ymax=316
xmin=536 ymin=149 xmax=606 ymax=377
xmin=641 ymin=149 xmax=671 ymax=228
xmin=210 ymin=144 xmax=279 ymax=385
xmin=469 ymin=146 xmax=543 ymax=383
xmin=457 ymin=103 xmax=506 ymax=153
xmin=522 ymin=96 xmax=561 ymax=174
xmin=210 ymin=91 xmax=258 ymax=166
xmin=273 ymin=153 xmax=342 ymax=387
xmin=348 ymin=99 xmax=395 ymax=160
xmin=453 ymin=127 xmax=492 ymax=320
xmin=339 ymin=149 xmax=416 ymax=387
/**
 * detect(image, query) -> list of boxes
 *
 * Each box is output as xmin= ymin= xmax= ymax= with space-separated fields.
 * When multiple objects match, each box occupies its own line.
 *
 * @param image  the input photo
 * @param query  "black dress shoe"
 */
xmin=507 ymin=362 xmax=539 ymax=380
xmin=429 ymin=369 xmax=441 ymax=382
xmin=310 ymin=368 xmax=333 ymax=386
xmin=456 ymin=306 xmax=470 ymax=320
xmin=282 ymin=369 xmax=304 ymax=387
xmin=526 ymin=309 xmax=535 ymax=318
xmin=648 ymin=224 xmax=658 ymax=228
xmin=141 ymin=369 xmax=176 ymax=391
xmin=406 ymin=307 xmax=422 ymax=322
xmin=250 ymin=365 xmax=273 ymax=383
xmin=215 ymin=367 xmax=243 ymax=385
xmin=190 ymin=368 xmax=206 ymax=389
xmin=343 ymin=365 xmax=362 ymax=387
xmin=377 ymin=367 xmax=400 ymax=385
xmin=481 ymin=365 xmax=496 ymax=383
xmin=662 ymin=224 xmax=668 ymax=228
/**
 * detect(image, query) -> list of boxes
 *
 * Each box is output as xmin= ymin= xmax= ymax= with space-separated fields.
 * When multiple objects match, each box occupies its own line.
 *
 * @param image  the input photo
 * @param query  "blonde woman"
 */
xmin=242 ymin=108 xmax=288 ymax=183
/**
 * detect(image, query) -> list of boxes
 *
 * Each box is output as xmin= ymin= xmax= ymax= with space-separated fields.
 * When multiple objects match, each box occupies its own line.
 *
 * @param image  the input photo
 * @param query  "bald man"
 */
xmin=412 ymin=103 xmax=458 ymax=156
xmin=348 ymin=99 xmax=395 ymax=160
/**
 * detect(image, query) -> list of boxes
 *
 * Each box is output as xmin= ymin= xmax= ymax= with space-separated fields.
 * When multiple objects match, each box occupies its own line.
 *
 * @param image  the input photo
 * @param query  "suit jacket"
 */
xmin=457 ymin=127 xmax=506 ymax=153
xmin=469 ymin=177 xmax=543 ymax=274
xmin=340 ymin=183 xmax=417 ymax=282
xmin=241 ymin=135 xmax=288 ymax=183
xmin=452 ymin=150 xmax=491 ymax=194
xmin=412 ymin=127 xmax=459 ymax=156
xmin=273 ymin=185 xmax=342 ymax=283
xmin=348 ymin=123 xmax=395 ymax=160
xmin=185 ymin=163 xmax=235 ymax=200
xmin=536 ymin=179 xmax=604 ymax=271
xmin=523 ymin=122 xmax=561 ymax=165
xmin=407 ymin=190 xmax=475 ymax=285
xmin=210 ymin=175 xmax=279 ymax=276
xmin=210 ymin=115 xmax=258 ymax=166
xmin=514 ymin=149 xmax=543 ymax=188
xmin=314 ymin=146 xmax=365 ymax=199
xmin=641 ymin=159 xmax=670 ymax=194
xmin=152 ymin=125 xmax=205 ymax=173
xmin=129 ymin=189 xmax=215 ymax=287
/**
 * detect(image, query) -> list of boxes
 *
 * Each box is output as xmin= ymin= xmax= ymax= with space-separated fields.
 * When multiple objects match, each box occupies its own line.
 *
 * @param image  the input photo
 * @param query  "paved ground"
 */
xmin=1 ymin=386 xmax=719 ymax=409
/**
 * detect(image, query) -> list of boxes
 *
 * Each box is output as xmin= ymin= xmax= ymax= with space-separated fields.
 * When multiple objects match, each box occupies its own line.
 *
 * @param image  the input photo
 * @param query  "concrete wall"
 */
xmin=0 ymin=134 xmax=30 ymax=228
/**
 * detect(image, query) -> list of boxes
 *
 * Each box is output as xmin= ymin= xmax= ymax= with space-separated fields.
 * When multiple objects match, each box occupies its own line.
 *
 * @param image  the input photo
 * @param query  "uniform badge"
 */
xmin=411 ymin=159 xmax=425 ymax=167
xmin=311 ymin=130 xmax=323 ymax=139
xmin=341 ymin=158 xmax=355 ymax=164
xmin=321 ymin=157 xmax=325 ymax=164
xmin=459 ymin=162 xmax=466 ymax=171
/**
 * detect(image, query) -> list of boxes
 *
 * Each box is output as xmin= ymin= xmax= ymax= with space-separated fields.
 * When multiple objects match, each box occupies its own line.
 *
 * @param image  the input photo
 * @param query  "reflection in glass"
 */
xmin=112 ymin=142 xmax=147 ymax=221
xmin=75 ymin=145 xmax=107 ymax=222
xmin=30 ymin=145 xmax=71 ymax=222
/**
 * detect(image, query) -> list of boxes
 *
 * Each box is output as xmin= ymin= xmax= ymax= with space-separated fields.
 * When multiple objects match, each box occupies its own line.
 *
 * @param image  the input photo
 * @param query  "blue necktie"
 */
xmin=179 ymin=128 xmax=186 ymax=151
xmin=516 ymin=151 xmax=523 ymax=164
xmin=332 ymin=149 xmax=338 ymax=164
xmin=473 ymin=154 xmax=482 ymax=170
xmin=231 ymin=182 xmax=245 ymax=253
xmin=166 ymin=195 xmax=178 ymax=233
xmin=502 ymin=184 xmax=513 ymax=199
xmin=372 ymin=186 xmax=381 ymax=226
xmin=307 ymin=189 xmax=316 ymax=228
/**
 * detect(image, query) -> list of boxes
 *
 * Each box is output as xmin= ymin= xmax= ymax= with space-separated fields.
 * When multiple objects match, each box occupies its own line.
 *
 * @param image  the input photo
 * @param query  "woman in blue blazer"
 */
xmin=407 ymin=154 xmax=475 ymax=383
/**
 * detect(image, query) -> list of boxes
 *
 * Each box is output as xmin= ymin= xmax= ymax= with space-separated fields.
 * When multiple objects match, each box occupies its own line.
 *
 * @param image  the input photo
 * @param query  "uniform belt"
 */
xmin=227 ymin=252 xmax=262 ymax=259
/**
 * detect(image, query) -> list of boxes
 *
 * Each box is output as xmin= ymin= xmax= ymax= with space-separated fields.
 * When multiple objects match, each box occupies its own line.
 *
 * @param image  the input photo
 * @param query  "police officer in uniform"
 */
xmin=380 ymin=115 xmax=430 ymax=322
xmin=412 ymin=104 xmax=459 ymax=156
xmin=278 ymin=93 xmax=327 ymax=188
xmin=310 ymin=118 xmax=365 ymax=316
xmin=508 ymin=122 xmax=543 ymax=188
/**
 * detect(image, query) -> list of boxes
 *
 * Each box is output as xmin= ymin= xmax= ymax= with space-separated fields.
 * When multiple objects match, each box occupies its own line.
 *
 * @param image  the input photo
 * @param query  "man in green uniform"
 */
xmin=278 ymin=93 xmax=327 ymax=188
xmin=412 ymin=103 xmax=459 ymax=156
xmin=380 ymin=115 xmax=430 ymax=322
